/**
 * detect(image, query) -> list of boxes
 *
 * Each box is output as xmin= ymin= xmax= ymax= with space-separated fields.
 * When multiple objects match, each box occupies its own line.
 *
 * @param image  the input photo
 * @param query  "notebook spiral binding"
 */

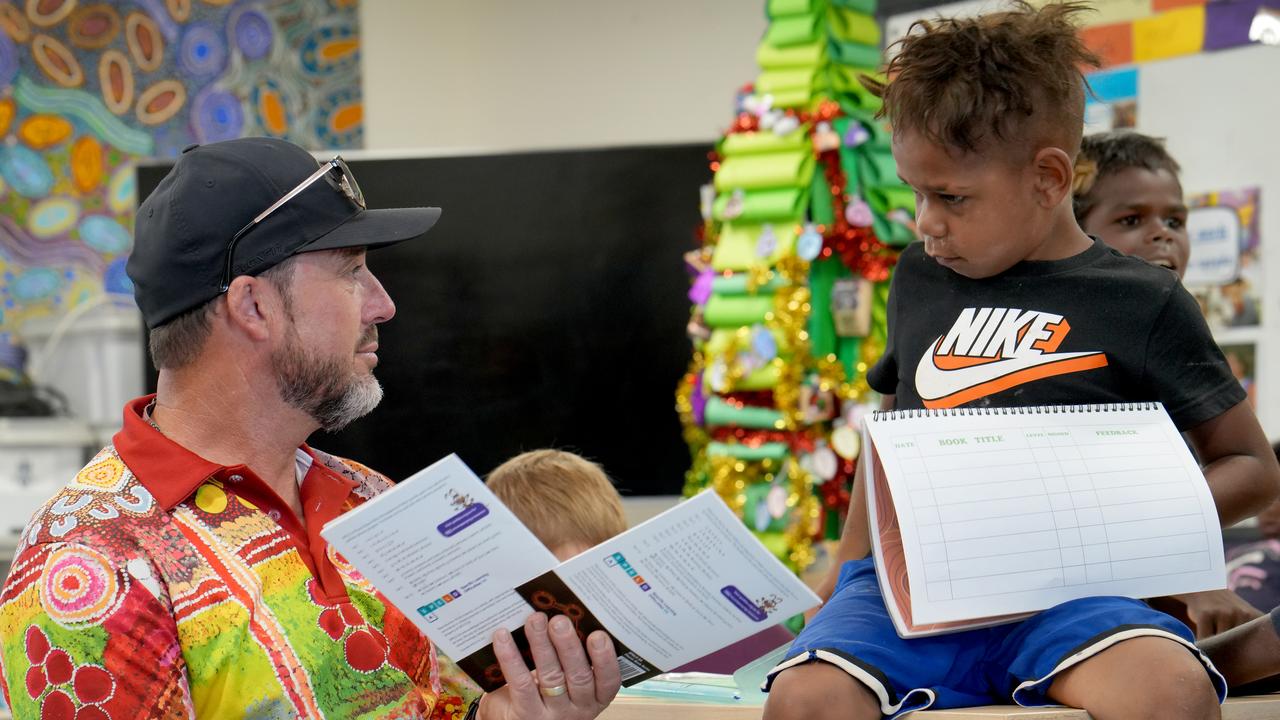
xmin=871 ymin=402 xmax=1161 ymax=421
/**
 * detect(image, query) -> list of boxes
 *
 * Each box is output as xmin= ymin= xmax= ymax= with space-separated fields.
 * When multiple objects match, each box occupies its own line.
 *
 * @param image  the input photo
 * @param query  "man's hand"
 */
xmin=477 ymin=612 xmax=621 ymax=720
xmin=1152 ymin=589 xmax=1263 ymax=639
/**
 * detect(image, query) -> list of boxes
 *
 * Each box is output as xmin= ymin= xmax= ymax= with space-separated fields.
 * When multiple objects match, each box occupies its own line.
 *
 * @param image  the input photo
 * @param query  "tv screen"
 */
xmin=137 ymin=144 xmax=711 ymax=495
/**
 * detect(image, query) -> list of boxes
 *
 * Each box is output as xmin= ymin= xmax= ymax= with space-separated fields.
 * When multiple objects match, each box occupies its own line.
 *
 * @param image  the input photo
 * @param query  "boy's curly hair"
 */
xmin=864 ymin=1 xmax=1100 ymax=157
xmin=1072 ymin=131 xmax=1182 ymax=221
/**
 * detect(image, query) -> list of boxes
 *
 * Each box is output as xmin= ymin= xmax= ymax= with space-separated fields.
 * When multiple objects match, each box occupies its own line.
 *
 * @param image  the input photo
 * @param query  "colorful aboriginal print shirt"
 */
xmin=0 ymin=395 xmax=481 ymax=719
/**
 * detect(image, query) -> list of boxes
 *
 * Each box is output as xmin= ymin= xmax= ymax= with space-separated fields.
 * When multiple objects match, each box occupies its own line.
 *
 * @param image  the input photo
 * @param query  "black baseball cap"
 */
xmin=129 ymin=137 xmax=441 ymax=329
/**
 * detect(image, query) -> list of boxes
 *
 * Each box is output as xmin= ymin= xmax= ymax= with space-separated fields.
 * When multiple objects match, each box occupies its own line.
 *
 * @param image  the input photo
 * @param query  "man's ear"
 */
xmin=222 ymin=276 xmax=280 ymax=342
xmin=1032 ymin=146 xmax=1075 ymax=210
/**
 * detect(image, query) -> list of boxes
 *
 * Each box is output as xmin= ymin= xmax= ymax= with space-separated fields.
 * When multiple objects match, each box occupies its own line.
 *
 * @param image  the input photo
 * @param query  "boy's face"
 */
xmin=1078 ymin=167 xmax=1189 ymax=279
xmin=893 ymin=130 xmax=1063 ymax=279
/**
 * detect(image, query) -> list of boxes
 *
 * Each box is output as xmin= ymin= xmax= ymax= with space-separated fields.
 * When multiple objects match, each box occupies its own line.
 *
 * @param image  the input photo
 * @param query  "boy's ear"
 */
xmin=1031 ymin=147 xmax=1075 ymax=209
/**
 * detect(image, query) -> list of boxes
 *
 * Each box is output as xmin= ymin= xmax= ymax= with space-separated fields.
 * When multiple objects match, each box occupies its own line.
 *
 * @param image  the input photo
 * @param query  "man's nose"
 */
xmin=365 ymin=271 xmax=396 ymax=325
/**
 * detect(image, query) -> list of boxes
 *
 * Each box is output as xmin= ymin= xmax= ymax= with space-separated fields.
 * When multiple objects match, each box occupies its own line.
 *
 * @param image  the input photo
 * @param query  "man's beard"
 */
xmin=271 ymin=325 xmax=382 ymax=432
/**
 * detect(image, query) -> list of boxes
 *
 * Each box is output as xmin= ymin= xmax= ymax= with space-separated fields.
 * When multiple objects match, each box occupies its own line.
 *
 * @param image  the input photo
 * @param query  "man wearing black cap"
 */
xmin=0 ymin=138 xmax=619 ymax=720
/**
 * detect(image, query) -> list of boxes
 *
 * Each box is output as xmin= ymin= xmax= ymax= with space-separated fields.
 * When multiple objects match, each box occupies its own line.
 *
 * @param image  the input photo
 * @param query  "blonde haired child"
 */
xmin=487 ymin=449 xmax=628 ymax=561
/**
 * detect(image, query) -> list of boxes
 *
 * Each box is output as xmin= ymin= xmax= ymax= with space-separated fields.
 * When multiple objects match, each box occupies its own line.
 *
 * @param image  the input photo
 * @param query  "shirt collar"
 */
xmin=115 ymin=395 xmax=227 ymax=510
xmin=113 ymin=394 xmax=356 ymax=512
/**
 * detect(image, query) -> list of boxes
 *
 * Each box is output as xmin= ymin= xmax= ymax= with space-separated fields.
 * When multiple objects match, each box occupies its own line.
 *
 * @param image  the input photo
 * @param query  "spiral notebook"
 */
xmin=863 ymin=402 xmax=1226 ymax=638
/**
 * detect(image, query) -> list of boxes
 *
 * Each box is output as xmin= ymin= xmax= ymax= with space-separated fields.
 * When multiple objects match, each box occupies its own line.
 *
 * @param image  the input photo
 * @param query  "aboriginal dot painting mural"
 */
xmin=0 ymin=0 xmax=363 ymax=373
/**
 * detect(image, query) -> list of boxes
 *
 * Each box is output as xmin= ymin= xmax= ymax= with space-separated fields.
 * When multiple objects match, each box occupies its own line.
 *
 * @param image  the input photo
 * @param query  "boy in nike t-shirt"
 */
xmin=761 ymin=4 xmax=1280 ymax=720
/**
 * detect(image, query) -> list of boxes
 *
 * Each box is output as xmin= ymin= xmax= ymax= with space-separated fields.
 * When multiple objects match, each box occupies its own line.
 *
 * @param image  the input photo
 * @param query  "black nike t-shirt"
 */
xmin=867 ymin=239 xmax=1245 ymax=430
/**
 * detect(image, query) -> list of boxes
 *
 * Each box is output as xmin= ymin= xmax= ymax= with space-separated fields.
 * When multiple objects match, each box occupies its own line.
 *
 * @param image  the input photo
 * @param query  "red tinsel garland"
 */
xmin=816 ymin=148 xmax=896 ymax=283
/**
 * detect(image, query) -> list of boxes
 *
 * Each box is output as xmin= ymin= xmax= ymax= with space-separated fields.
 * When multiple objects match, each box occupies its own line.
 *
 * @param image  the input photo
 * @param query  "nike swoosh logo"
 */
xmin=915 ymin=338 xmax=1108 ymax=409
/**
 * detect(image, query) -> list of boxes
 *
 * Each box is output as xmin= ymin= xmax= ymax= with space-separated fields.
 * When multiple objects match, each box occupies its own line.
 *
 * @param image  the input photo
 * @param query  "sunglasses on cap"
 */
xmin=220 ymin=156 xmax=366 ymax=292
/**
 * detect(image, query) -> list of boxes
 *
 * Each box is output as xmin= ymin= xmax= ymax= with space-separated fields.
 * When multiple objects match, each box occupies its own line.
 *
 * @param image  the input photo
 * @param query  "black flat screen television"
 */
xmin=137 ymin=144 xmax=711 ymax=495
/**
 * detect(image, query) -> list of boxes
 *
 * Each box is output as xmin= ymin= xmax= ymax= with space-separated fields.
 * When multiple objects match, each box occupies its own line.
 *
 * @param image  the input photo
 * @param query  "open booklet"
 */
xmin=864 ymin=402 xmax=1226 ymax=638
xmin=320 ymin=454 xmax=819 ymax=691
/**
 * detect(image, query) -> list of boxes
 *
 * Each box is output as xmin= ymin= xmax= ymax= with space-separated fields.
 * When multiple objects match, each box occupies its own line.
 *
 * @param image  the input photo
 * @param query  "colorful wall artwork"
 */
xmin=1083 ymin=66 xmax=1139 ymax=134
xmin=888 ymin=1 xmax=1273 ymax=70
xmin=1184 ymin=187 xmax=1263 ymax=416
xmin=1185 ymin=187 xmax=1262 ymax=330
xmin=1220 ymin=342 xmax=1258 ymax=409
xmin=0 ymin=0 xmax=364 ymax=375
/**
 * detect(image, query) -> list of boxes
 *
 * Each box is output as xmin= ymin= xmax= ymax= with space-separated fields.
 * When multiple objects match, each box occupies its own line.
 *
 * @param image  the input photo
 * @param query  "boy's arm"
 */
xmin=1199 ymin=608 xmax=1280 ymax=688
xmin=1185 ymin=400 xmax=1280 ymax=526
xmin=1150 ymin=401 xmax=1278 ymax=638
xmin=812 ymin=394 xmax=895 ymax=605
xmin=1149 ymin=589 xmax=1262 ymax=639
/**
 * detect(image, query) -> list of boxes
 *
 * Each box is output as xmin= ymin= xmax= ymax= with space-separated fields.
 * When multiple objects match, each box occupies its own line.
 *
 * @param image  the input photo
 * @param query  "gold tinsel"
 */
xmin=774 ymin=254 xmax=811 ymax=286
xmin=745 ymin=263 xmax=774 ymax=294
xmin=783 ymin=456 xmax=821 ymax=571
xmin=708 ymin=454 xmax=755 ymax=513
xmin=758 ymin=284 xmax=819 ymax=572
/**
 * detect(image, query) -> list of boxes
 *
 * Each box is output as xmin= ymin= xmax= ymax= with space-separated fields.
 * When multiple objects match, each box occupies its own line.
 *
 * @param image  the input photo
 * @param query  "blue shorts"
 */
xmin=765 ymin=559 xmax=1226 ymax=718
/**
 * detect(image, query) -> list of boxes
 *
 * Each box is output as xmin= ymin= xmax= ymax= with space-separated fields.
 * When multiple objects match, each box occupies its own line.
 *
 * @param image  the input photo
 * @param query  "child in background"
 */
xmin=765 ymin=4 xmax=1280 ymax=719
xmin=1072 ymin=131 xmax=1190 ymax=278
xmin=1073 ymin=130 xmax=1263 ymax=638
xmin=486 ymin=449 xmax=627 ymax=561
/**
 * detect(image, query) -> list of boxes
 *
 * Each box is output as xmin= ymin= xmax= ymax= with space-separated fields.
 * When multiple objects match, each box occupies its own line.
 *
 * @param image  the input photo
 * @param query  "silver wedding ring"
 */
xmin=539 ymin=684 xmax=568 ymax=698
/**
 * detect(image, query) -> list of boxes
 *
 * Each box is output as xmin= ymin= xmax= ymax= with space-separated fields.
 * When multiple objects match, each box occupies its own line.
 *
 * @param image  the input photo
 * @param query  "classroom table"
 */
xmin=598 ymin=695 xmax=1280 ymax=719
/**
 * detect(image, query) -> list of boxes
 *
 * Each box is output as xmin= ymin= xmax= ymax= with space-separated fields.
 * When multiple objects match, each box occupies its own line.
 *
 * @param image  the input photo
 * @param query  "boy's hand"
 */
xmin=1152 ymin=590 xmax=1263 ymax=639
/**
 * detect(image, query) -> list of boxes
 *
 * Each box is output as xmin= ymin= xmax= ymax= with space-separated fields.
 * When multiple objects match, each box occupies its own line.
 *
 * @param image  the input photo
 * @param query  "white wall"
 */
xmin=1139 ymin=44 xmax=1280 ymax=438
xmin=359 ymin=0 xmax=768 ymax=153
